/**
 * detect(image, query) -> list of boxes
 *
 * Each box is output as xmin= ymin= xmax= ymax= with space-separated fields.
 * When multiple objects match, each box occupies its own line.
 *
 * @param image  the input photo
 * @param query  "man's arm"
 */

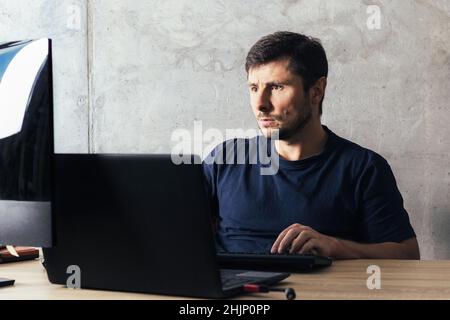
xmin=271 ymin=223 xmax=420 ymax=260
xmin=332 ymin=237 xmax=419 ymax=260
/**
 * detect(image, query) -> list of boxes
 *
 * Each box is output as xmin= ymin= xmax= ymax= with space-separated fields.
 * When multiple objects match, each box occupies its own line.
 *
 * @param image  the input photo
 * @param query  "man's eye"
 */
xmin=250 ymin=87 xmax=258 ymax=92
xmin=272 ymin=85 xmax=283 ymax=90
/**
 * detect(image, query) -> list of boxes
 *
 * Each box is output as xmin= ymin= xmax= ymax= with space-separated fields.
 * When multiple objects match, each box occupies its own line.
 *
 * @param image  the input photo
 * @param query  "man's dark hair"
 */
xmin=245 ymin=31 xmax=328 ymax=115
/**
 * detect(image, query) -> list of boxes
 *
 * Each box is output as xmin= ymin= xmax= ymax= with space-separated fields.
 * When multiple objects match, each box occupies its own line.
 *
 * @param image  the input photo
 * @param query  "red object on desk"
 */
xmin=0 ymin=247 xmax=40 ymax=264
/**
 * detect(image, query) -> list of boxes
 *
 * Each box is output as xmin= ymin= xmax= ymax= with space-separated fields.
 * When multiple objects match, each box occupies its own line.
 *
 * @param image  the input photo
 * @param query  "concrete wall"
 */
xmin=1 ymin=0 xmax=449 ymax=259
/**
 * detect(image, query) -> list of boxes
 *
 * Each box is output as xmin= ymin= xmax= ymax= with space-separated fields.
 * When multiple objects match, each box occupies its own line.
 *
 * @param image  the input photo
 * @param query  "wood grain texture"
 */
xmin=1 ymin=259 xmax=449 ymax=300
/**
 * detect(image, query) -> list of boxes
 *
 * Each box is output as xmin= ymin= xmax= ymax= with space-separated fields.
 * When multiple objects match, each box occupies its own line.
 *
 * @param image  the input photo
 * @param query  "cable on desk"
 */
xmin=243 ymin=283 xmax=296 ymax=300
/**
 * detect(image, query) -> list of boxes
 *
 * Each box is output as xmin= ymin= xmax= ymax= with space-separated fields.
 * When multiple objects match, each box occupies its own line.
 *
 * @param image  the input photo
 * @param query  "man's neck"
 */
xmin=274 ymin=122 xmax=328 ymax=161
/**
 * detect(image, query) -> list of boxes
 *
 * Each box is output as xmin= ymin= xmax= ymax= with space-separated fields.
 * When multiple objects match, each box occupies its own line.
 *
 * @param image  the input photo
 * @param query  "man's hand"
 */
xmin=270 ymin=223 xmax=421 ymax=260
xmin=271 ymin=223 xmax=337 ymax=256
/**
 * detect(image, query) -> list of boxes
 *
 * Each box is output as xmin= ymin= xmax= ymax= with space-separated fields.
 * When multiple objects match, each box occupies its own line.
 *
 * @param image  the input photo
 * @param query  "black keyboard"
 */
xmin=217 ymin=252 xmax=332 ymax=272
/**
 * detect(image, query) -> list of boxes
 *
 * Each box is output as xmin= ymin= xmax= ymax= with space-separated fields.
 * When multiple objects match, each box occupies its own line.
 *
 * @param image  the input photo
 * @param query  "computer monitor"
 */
xmin=0 ymin=38 xmax=54 ymax=247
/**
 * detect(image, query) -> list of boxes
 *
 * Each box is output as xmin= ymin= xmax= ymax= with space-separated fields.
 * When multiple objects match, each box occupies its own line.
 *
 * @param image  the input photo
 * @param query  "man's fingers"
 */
xmin=277 ymin=228 xmax=302 ymax=253
xmin=271 ymin=224 xmax=301 ymax=253
xmin=299 ymin=239 xmax=318 ymax=254
xmin=271 ymin=228 xmax=291 ymax=253
xmin=271 ymin=224 xmax=308 ymax=253
xmin=289 ymin=230 xmax=313 ymax=253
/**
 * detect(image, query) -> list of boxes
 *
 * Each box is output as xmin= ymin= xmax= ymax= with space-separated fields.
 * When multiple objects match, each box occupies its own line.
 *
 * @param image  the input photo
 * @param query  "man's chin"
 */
xmin=260 ymin=127 xmax=281 ymax=139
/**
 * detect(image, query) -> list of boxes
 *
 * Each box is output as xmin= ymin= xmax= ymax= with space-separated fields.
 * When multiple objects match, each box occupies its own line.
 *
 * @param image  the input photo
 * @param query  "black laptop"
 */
xmin=42 ymin=154 xmax=289 ymax=299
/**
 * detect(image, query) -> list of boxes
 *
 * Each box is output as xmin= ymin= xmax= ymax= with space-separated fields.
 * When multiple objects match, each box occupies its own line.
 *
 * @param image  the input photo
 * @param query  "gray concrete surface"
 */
xmin=1 ymin=0 xmax=449 ymax=259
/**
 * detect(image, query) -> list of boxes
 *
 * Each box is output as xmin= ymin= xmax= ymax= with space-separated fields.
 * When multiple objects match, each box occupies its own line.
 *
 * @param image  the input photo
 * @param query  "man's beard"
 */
xmin=258 ymin=101 xmax=313 ymax=141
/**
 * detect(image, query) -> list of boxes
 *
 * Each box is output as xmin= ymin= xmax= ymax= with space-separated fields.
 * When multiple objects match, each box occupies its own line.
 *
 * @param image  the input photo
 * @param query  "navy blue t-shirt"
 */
xmin=202 ymin=126 xmax=416 ymax=253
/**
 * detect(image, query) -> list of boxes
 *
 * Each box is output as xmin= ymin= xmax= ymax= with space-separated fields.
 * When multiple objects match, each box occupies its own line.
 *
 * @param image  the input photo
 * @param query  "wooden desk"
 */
xmin=1 ymin=259 xmax=450 ymax=300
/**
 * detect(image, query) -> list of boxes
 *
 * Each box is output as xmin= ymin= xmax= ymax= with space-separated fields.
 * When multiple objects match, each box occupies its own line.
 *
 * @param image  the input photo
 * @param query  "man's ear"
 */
xmin=310 ymin=77 xmax=327 ymax=107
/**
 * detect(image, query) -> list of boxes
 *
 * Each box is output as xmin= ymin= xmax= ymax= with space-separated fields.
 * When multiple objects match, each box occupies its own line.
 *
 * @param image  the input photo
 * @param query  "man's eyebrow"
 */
xmin=247 ymin=81 xmax=289 ymax=86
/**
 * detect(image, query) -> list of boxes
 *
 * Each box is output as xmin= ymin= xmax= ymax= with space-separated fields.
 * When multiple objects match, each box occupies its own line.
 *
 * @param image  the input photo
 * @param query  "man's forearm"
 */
xmin=331 ymin=237 xmax=420 ymax=260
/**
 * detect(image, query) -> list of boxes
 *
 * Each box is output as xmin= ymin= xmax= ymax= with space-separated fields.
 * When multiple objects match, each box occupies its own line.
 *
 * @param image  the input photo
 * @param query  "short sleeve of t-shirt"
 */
xmin=355 ymin=154 xmax=416 ymax=243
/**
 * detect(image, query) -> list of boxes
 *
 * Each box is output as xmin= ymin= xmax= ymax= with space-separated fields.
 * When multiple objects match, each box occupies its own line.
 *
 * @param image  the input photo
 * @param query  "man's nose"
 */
xmin=254 ymin=90 xmax=273 ymax=113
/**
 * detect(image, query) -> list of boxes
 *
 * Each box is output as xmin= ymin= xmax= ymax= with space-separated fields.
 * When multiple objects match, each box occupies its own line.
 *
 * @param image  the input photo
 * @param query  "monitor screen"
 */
xmin=0 ymin=38 xmax=54 ymax=247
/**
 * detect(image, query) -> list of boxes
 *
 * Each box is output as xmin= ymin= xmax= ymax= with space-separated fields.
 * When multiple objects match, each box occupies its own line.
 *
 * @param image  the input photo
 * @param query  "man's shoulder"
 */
xmin=333 ymin=132 xmax=390 ymax=172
